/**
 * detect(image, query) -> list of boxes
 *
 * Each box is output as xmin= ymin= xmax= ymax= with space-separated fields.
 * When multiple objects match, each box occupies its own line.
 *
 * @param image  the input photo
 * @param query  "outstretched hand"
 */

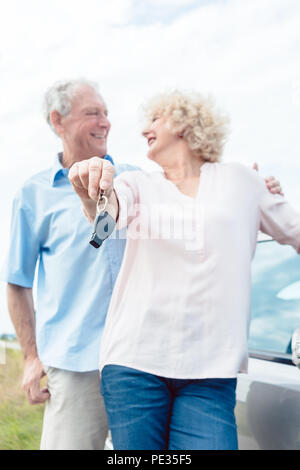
xmin=69 ymin=157 xmax=116 ymax=223
xmin=69 ymin=157 xmax=115 ymax=202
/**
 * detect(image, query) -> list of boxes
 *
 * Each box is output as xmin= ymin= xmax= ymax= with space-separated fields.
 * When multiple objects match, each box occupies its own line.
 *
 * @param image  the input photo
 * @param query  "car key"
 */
xmin=89 ymin=191 xmax=116 ymax=248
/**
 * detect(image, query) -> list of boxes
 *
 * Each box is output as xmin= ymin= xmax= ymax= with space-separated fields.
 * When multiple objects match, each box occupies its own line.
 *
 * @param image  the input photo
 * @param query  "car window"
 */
xmin=249 ymin=240 xmax=300 ymax=355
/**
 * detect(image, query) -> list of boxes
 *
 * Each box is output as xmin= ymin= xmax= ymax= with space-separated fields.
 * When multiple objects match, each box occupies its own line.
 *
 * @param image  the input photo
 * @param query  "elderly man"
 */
xmin=1 ymin=79 xmax=138 ymax=450
xmin=2 ymin=78 xmax=282 ymax=450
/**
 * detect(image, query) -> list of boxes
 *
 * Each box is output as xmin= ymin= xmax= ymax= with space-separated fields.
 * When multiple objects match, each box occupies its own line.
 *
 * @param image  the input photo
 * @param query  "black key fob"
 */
xmin=89 ymin=192 xmax=116 ymax=248
xmin=89 ymin=211 xmax=116 ymax=248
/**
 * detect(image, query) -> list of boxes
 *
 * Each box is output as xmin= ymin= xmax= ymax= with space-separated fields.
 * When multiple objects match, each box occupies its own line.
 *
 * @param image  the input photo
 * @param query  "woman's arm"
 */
xmin=259 ymin=188 xmax=300 ymax=253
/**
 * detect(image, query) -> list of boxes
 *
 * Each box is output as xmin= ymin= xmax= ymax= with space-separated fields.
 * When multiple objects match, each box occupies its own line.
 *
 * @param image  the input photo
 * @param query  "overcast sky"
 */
xmin=1 ymin=0 xmax=300 ymax=334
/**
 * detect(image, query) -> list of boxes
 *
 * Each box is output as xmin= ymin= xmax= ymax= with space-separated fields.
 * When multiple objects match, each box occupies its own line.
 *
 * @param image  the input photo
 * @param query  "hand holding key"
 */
xmin=69 ymin=156 xmax=115 ymax=202
xmin=69 ymin=157 xmax=118 ymax=247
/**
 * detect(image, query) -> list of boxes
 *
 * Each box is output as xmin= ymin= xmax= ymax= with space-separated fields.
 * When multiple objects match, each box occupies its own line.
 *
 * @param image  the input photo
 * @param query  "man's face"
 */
xmin=61 ymin=86 xmax=111 ymax=159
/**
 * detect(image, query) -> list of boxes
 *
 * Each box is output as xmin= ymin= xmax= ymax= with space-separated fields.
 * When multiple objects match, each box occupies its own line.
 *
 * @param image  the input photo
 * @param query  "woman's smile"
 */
xmin=147 ymin=136 xmax=156 ymax=146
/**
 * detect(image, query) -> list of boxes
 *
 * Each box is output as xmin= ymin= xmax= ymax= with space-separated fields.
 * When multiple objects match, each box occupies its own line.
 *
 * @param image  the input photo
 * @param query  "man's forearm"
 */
xmin=7 ymin=283 xmax=37 ymax=360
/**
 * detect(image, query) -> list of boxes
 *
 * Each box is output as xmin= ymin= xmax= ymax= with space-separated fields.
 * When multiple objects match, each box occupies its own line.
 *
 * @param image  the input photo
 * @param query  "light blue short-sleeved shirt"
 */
xmin=1 ymin=154 xmax=138 ymax=371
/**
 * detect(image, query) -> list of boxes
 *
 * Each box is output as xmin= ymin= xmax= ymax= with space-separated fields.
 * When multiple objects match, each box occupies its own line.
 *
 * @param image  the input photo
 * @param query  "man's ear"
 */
xmin=50 ymin=110 xmax=64 ymax=136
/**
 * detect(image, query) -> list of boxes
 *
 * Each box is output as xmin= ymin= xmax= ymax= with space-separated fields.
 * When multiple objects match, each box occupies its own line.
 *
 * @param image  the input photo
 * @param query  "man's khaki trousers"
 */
xmin=40 ymin=366 xmax=108 ymax=450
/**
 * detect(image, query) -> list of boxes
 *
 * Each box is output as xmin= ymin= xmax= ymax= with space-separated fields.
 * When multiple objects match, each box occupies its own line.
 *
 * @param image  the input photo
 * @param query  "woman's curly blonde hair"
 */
xmin=143 ymin=90 xmax=230 ymax=162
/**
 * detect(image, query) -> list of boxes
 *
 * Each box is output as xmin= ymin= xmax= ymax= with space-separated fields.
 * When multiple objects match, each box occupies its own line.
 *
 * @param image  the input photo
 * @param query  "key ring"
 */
xmin=89 ymin=190 xmax=116 ymax=249
xmin=96 ymin=191 xmax=108 ymax=214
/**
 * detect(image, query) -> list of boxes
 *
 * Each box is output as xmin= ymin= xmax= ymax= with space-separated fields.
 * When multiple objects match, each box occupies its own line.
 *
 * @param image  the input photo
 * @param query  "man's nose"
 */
xmin=97 ymin=114 xmax=110 ymax=128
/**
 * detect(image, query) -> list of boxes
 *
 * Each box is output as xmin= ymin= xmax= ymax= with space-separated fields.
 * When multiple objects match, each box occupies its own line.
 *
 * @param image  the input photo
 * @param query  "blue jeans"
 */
xmin=100 ymin=365 xmax=238 ymax=450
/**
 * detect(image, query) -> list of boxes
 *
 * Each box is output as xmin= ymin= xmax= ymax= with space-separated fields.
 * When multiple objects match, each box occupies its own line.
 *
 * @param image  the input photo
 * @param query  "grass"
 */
xmin=0 ymin=347 xmax=45 ymax=450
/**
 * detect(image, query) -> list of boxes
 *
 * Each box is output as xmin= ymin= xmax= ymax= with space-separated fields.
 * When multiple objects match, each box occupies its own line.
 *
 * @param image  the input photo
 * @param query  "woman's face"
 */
xmin=142 ymin=115 xmax=181 ymax=163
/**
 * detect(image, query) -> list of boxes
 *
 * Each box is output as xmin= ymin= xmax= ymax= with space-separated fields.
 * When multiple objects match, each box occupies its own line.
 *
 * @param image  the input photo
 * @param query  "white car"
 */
xmin=236 ymin=239 xmax=300 ymax=450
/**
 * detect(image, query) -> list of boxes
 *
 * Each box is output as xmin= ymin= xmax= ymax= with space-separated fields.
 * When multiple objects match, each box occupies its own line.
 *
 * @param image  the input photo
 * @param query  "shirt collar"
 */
xmin=50 ymin=153 xmax=115 ymax=187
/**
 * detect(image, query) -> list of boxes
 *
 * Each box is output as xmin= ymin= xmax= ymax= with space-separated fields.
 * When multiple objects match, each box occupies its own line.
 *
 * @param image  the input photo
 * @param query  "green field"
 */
xmin=0 ymin=347 xmax=45 ymax=450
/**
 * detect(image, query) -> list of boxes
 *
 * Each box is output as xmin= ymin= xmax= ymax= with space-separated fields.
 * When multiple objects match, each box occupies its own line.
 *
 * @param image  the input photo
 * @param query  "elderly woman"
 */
xmin=69 ymin=91 xmax=300 ymax=450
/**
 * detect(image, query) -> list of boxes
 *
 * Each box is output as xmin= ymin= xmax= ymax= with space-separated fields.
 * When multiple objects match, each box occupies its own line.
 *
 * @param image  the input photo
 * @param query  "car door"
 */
xmin=236 ymin=239 xmax=300 ymax=450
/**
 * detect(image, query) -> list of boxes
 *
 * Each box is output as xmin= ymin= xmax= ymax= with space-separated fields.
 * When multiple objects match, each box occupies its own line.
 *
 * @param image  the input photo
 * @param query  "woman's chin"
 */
xmin=147 ymin=148 xmax=157 ymax=162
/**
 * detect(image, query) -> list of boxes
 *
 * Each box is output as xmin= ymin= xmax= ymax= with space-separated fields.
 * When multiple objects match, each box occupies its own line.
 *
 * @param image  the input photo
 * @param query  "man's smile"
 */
xmin=90 ymin=132 xmax=107 ymax=139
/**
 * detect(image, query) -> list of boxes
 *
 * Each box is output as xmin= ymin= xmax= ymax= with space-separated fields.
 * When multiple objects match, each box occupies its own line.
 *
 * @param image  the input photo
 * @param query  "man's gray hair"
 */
xmin=43 ymin=79 xmax=100 ymax=134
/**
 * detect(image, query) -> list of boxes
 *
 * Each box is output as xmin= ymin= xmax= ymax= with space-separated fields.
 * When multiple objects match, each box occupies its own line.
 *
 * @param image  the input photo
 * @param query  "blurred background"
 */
xmin=0 ymin=0 xmax=300 ymax=450
xmin=0 ymin=0 xmax=299 ymax=335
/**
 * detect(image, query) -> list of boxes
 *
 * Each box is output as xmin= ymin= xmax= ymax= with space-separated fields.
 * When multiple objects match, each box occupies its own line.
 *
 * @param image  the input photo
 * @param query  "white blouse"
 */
xmin=98 ymin=162 xmax=300 ymax=379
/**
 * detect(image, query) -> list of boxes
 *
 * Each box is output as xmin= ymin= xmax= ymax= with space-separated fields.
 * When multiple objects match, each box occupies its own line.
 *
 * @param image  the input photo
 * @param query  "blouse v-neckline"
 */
xmin=159 ymin=162 xmax=210 ymax=201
